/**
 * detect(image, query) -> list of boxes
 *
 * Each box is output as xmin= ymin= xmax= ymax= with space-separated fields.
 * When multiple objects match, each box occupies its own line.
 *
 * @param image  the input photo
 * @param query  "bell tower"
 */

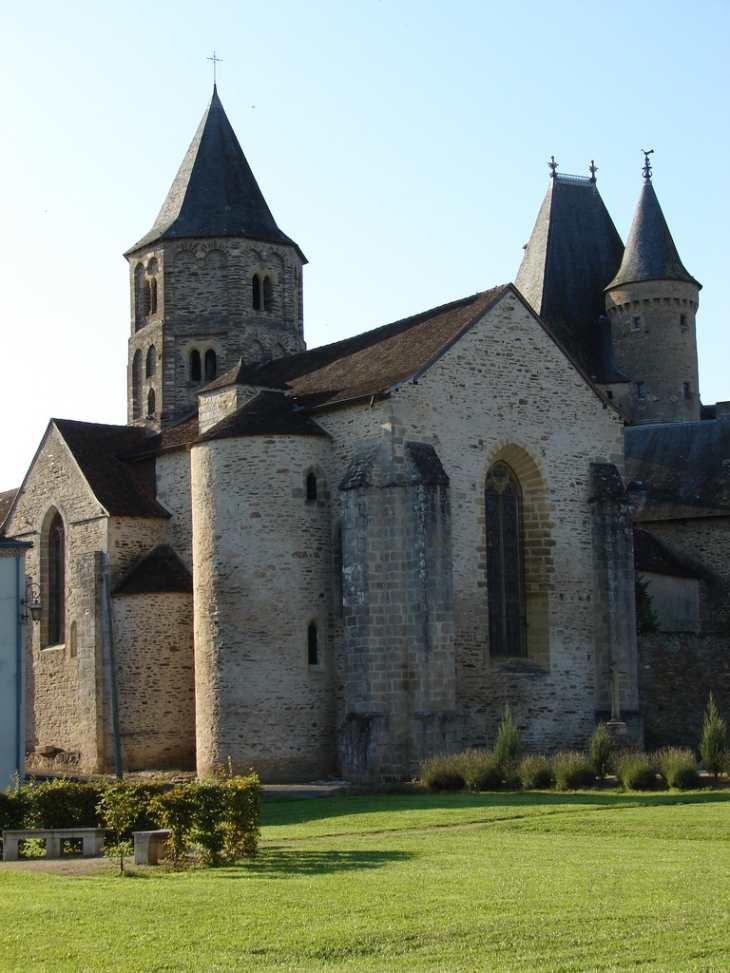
xmin=124 ymin=87 xmax=307 ymax=431
xmin=604 ymin=155 xmax=701 ymax=423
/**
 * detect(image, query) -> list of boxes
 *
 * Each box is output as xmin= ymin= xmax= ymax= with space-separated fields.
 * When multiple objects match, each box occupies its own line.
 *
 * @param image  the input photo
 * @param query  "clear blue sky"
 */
xmin=1 ymin=0 xmax=728 ymax=490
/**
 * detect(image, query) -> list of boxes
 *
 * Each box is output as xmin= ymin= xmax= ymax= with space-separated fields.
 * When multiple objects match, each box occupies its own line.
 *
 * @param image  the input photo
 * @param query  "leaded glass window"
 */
xmin=485 ymin=463 xmax=524 ymax=656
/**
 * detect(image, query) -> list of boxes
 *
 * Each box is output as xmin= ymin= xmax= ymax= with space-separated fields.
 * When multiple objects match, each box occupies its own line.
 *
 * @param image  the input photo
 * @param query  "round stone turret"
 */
xmin=605 ymin=174 xmax=701 ymax=423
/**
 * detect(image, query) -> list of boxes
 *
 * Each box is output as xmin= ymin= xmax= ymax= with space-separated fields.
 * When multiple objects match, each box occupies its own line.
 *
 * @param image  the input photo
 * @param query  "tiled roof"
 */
xmin=125 ymin=413 xmax=200 ymax=458
xmin=0 ymin=488 xmax=19 ymax=532
xmin=258 ymin=286 xmax=509 ymax=409
xmin=53 ymin=420 xmax=169 ymax=518
xmin=200 ymin=358 xmax=288 ymax=393
xmin=195 ymin=391 xmax=330 ymax=443
xmin=607 ymin=180 xmax=700 ymax=290
xmin=126 ymin=87 xmax=303 ymax=259
xmin=634 ymin=528 xmax=704 ymax=579
xmin=515 ymin=174 xmax=625 ymax=382
xmin=112 ymin=544 xmax=192 ymax=595
xmin=626 ymin=420 xmax=730 ymax=521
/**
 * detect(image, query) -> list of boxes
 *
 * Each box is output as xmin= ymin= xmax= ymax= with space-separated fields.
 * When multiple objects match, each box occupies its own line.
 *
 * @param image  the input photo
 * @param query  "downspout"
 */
xmin=103 ymin=571 xmax=123 ymax=780
xmin=15 ymin=548 xmax=24 ymax=784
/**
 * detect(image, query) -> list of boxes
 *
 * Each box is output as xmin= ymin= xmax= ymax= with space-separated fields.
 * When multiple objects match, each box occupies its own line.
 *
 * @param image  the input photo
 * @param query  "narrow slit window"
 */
xmin=149 ymin=277 xmax=158 ymax=314
xmin=145 ymin=345 xmax=156 ymax=378
xmin=680 ymin=314 xmax=688 ymax=330
xmin=683 ymin=382 xmax=691 ymax=399
xmin=47 ymin=512 xmax=65 ymax=647
xmin=263 ymin=276 xmax=273 ymax=311
xmin=637 ymin=382 xmax=646 ymax=400
xmin=633 ymin=315 xmax=642 ymax=330
xmin=204 ymin=349 xmax=217 ymax=382
xmin=190 ymin=350 xmax=201 ymax=382
xmin=308 ymin=622 xmax=319 ymax=666
xmin=252 ymin=274 xmax=261 ymax=310
xmin=306 ymin=472 xmax=317 ymax=501
xmin=147 ymin=388 xmax=156 ymax=415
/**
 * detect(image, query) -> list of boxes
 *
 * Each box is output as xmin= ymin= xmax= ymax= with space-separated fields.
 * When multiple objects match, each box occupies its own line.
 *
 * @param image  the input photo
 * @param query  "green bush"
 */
xmin=493 ymin=706 xmax=522 ymax=776
xmin=150 ymin=786 xmax=198 ymax=863
xmin=699 ymin=693 xmax=727 ymax=781
xmin=97 ymin=782 xmax=149 ymax=874
xmin=420 ymin=753 xmax=466 ymax=792
xmin=518 ymin=754 xmax=554 ymax=790
xmin=220 ymin=772 xmax=262 ymax=860
xmin=552 ymin=752 xmax=596 ymax=791
xmin=614 ymin=752 xmax=657 ymax=791
xmin=25 ymin=779 xmax=104 ymax=829
xmin=460 ymin=750 xmax=503 ymax=792
xmin=590 ymin=723 xmax=614 ymax=781
xmin=0 ymin=790 xmax=29 ymax=831
xmin=655 ymin=748 xmax=700 ymax=791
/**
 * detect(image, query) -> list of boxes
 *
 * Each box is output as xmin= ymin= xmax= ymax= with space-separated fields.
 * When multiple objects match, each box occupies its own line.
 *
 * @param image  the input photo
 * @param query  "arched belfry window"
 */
xmin=263 ymin=276 xmax=273 ymax=311
xmin=204 ymin=349 xmax=217 ymax=382
xmin=147 ymin=388 xmax=156 ymax=415
xmin=145 ymin=345 xmax=156 ymax=379
xmin=47 ymin=511 xmax=65 ymax=646
xmin=149 ymin=276 xmax=158 ymax=314
xmin=132 ymin=349 xmax=143 ymax=419
xmin=252 ymin=274 xmax=262 ymax=310
xmin=485 ymin=462 xmax=524 ymax=656
xmin=308 ymin=621 xmax=319 ymax=666
xmin=190 ymin=349 xmax=201 ymax=382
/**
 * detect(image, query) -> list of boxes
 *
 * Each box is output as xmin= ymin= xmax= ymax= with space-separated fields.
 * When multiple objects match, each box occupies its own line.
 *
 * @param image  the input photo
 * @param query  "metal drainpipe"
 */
xmin=103 ymin=571 xmax=123 ymax=780
xmin=14 ymin=548 xmax=24 ymax=785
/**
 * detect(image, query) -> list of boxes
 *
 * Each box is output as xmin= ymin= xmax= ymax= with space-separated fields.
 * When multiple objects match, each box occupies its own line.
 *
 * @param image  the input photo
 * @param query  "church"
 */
xmin=2 ymin=88 xmax=727 ymax=782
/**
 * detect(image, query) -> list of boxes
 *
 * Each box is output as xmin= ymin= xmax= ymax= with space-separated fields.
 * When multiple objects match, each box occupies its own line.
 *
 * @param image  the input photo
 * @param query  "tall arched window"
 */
xmin=145 ymin=345 xmax=156 ymax=378
xmin=252 ymin=274 xmax=262 ymax=310
xmin=189 ymin=349 xmax=201 ymax=382
xmin=147 ymin=388 xmax=156 ymax=415
xmin=204 ymin=349 xmax=217 ymax=382
xmin=306 ymin=472 xmax=317 ymax=501
xmin=263 ymin=276 xmax=273 ymax=311
xmin=47 ymin=511 xmax=65 ymax=646
xmin=149 ymin=276 xmax=158 ymax=314
xmin=485 ymin=462 xmax=524 ymax=656
xmin=132 ymin=349 xmax=143 ymax=419
xmin=308 ymin=621 xmax=319 ymax=666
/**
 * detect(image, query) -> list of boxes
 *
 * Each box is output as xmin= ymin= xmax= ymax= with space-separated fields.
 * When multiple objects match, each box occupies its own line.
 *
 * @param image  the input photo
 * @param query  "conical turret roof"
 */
xmin=126 ymin=87 xmax=304 ymax=258
xmin=607 ymin=179 xmax=698 ymax=290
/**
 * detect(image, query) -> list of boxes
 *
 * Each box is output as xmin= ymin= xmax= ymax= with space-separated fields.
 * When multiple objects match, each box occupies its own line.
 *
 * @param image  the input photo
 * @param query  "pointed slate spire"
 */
xmin=126 ymin=87 xmax=303 ymax=257
xmin=607 ymin=178 xmax=699 ymax=289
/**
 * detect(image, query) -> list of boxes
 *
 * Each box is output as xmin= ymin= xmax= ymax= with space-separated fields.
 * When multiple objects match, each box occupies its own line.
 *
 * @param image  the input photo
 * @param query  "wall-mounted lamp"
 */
xmin=22 ymin=583 xmax=42 ymax=622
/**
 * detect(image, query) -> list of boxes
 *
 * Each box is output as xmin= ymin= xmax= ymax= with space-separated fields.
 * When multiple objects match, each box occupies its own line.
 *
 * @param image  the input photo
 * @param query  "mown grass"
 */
xmin=1 ymin=791 xmax=728 ymax=972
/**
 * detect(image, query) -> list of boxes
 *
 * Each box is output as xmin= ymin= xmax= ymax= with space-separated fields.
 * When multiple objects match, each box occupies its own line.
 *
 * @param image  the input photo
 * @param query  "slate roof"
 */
xmin=607 ymin=179 xmax=700 ymax=290
xmin=200 ymin=358 xmax=289 ymax=393
xmin=52 ymin=420 xmax=169 ymax=518
xmin=195 ymin=391 xmax=330 ymax=443
xmin=126 ymin=87 xmax=303 ymax=259
xmin=626 ymin=420 xmax=730 ymax=521
xmin=257 ymin=286 xmax=510 ymax=409
xmin=515 ymin=173 xmax=625 ymax=382
xmin=0 ymin=489 xmax=19 ymax=532
xmin=634 ymin=528 xmax=704 ymax=579
xmin=112 ymin=544 xmax=193 ymax=596
xmin=125 ymin=413 xmax=200 ymax=458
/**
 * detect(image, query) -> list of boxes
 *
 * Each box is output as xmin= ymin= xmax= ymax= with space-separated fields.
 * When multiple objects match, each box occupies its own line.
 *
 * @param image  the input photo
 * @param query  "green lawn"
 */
xmin=1 ymin=791 xmax=728 ymax=972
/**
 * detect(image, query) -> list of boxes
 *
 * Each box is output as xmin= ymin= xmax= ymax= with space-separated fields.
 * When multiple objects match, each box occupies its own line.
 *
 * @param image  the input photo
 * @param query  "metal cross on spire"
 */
xmin=641 ymin=148 xmax=654 ymax=181
xmin=589 ymin=159 xmax=598 ymax=183
xmin=207 ymin=51 xmax=223 ymax=86
xmin=548 ymin=155 xmax=559 ymax=179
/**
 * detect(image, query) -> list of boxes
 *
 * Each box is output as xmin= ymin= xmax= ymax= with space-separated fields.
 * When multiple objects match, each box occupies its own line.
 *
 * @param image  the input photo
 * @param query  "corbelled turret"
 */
xmin=124 ymin=87 xmax=307 ymax=431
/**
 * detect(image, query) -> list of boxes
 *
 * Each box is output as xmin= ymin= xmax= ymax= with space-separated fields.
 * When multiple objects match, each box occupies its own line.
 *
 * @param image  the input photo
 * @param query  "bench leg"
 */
xmin=134 ymin=834 xmax=152 ymax=865
xmin=3 ymin=838 xmax=19 ymax=862
xmin=45 ymin=836 xmax=61 ymax=859
xmin=82 ymin=835 xmax=105 ymax=857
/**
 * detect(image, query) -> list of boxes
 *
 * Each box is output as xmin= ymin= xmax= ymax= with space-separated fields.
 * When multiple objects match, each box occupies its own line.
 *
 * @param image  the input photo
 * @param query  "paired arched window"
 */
xmin=189 ymin=348 xmax=217 ymax=383
xmin=46 ymin=511 xmax=65 ymax=647
xmin=252 ymin=273 xmax=273 ymax=311
xmin=485 ymin=462 xmax=524 ymax=656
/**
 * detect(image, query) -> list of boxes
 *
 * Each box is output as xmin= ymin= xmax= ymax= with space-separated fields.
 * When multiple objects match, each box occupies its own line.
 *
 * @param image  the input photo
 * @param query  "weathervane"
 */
xmin=548 ymin=155 xmax=558 ymax=179
xmin=589 ymin=159 xmax=598 ymax=183
xmin=641 ymin=148 xmax=654 ymax=181
xmin=207 ymin=51 xmax=223 ymax=86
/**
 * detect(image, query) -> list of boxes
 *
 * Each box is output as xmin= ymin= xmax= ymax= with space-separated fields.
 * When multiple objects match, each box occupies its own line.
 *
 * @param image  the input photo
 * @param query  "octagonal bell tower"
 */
xmin=124 ymin=87 xmax=307 ymax=431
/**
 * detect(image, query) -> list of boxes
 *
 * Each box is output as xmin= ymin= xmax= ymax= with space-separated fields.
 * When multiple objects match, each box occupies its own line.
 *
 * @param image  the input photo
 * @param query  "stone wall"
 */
xmin=112 ymin=591 xmax=195 ymax=770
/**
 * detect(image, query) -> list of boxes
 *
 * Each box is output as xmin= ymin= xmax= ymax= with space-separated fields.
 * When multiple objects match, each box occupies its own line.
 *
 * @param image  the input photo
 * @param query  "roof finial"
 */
xmin=589 ymin=159 xmax=598 ymax=183
xmin=207 ymin=50 xmax=223 ymax=87
xmin=548 ymin=155 xmax=558 ymax=179
xmin=641 ymin=148 xmax=654 ymax=181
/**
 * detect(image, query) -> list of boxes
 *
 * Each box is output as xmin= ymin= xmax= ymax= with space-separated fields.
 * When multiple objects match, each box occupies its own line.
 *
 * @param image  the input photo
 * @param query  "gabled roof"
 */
xmin=124 ymin=413 xmax=200 ymax=458
xmin=112 ymin=544 xmax=192 ymax=596
xmin=634 ymin=528 xmax=704 ymax=579
xmin=607 ymin=179 xmax=700 ymax=290
xmin=258 ymin=286 xmax=510 ymax=409
xmin=195 ymin=391 xmax=330 ymax=444
xmin=126 ymin=87 xmax=303 ymax=259
xmin=52 ymin=420 xmax=169 ymax=518
xmin=515 ymin=173 xmax=625 ymax=382
xmin=0 ymin=488 xmax=19 ymax=532
xmin=200 ymin=358 xmax=289 ymax=393
xmin=626 ymin=420 xmax=730 ymax=521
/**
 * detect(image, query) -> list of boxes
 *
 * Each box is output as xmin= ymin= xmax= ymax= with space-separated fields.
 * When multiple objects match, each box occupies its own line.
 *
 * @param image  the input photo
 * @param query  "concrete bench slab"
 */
xmin=2 ymin=828 xmax=106 ymax=861
xmin=133 ymin=830 xmax=171 ymax=865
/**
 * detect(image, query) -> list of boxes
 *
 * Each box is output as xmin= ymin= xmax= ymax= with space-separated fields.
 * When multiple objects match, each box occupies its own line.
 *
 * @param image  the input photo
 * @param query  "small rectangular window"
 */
xmin=637 ymin=382 xmax=645 ymax=400
xmin=680 ymin=314 xmax=688 ymax=330
xmin=633 ymin=315 xmax=642 ymax=330
xmin=683 ymin=382 xmax=691 ymax=399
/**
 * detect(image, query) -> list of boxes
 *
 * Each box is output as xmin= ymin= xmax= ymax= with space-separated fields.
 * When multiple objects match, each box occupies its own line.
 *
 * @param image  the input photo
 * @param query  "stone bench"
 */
xmin=2 ymin=828 xmax=106 ymax=861
xmin=133 ymin=829 xmax=171 ymax=865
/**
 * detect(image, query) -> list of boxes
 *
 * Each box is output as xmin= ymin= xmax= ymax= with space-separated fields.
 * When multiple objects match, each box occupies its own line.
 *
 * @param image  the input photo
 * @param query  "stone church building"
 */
xmin=2 ymin=89 xmax=727 ymax=781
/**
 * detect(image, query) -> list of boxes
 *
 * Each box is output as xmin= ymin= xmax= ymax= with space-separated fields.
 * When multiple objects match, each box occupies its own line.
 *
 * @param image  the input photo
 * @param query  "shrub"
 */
xmin=150 ymin=786 xmax=198 ymax=864
xmin=221 ymin=772 xmax=262 ymax=860
xmin=191 ymin=783 xmax=225 ymax=866
xmin=25 ymin=779 xmax=104 ymax=829
xmin=494 ymin=706 xmax=521 ymax=776
xmin=552 ymin=752 xmax=596 ymax=791
xmin=614 ymin=752 xmax=657 ymax=791
xmin=460 ymin=750 xmax=503 ymax=792
xmin=655 ymin=748 xmax=700 ymax=791
xmin=420 ymin=753 xmax=465 ymax=792
xmin=97 ymin=782 xmax=148 ymax=874
xmin=590 ymin=723 xmax=614 ymax=781
xmin=699 ymin=693 xmax=727 ymax=781
xmin=518 ymin=754 xmax=554 ymax=790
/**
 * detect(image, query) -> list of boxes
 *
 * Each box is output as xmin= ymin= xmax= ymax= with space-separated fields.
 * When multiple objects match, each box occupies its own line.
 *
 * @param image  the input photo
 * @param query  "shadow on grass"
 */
xmin=215 ymin=848 xmax=413 ymax=878
xmin=261 ymin=788 xmax=730 ymax=831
